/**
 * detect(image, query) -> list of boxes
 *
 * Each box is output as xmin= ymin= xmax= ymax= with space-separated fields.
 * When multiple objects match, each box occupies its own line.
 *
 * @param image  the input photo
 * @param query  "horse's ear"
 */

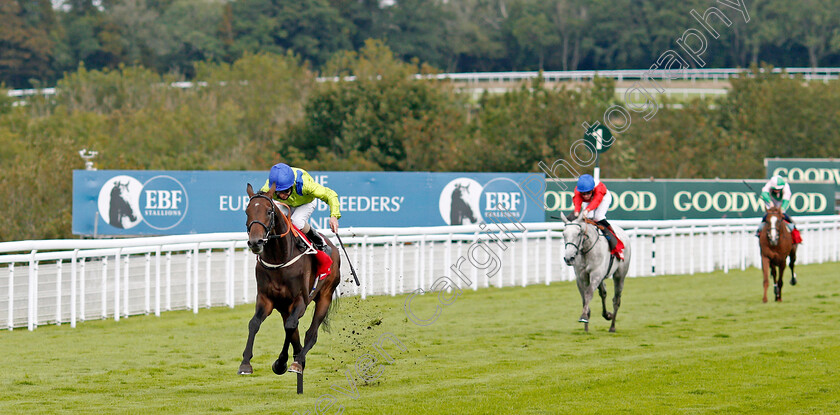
xmin=246 ymin=183 xmax=255 ymax=198
xmin=267 ymin=182 xmax=276 ymax=198
xmin=560 ymin=213 xmax=570 ymax=223
xmin=574 ymin=213 xmax=585 ymax=223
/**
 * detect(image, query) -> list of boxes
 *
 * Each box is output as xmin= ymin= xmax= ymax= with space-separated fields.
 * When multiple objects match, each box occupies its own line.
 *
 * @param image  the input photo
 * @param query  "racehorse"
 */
xmin=560 ymin=214 xmax=631 ymax=332
xmin=759 ymin=206 xmax=797 ymax=302
xmin=238 ymin=183 xmax=341 ymax=394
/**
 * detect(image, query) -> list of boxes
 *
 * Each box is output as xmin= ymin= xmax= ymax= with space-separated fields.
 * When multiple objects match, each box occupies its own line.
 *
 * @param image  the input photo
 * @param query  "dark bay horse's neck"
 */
xmin=262 ymin=226 xmax=295 ymax=264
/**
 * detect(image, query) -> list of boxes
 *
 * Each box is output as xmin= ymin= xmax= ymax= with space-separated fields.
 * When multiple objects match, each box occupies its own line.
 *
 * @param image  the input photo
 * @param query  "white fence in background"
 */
xmin=1 ymin=216 xmax=838 ymax=331
xmin=7 ymin=67 xmax=840 ymax=102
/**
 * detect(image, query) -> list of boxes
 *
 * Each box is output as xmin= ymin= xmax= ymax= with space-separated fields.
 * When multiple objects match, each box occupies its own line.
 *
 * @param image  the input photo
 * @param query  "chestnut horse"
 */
xmin=238 ymin=183 xmax=341 ymax=394
xmin=759 ymin=206 xmax=798 ymax=302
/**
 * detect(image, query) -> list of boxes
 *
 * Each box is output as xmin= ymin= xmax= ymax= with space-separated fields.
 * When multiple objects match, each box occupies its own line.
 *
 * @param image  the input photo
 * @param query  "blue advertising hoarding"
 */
xmin=73 ymin=170 xmax=546 ymax=236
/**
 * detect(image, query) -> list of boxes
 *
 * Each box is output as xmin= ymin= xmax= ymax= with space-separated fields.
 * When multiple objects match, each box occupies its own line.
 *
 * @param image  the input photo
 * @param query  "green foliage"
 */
xmin=227 ymin=0 xmax=353 ymax=68
xmin=3 ymin=42 xmax=840 ymax=240
xmin=8 ymin=0 xmax=840 ymax=88
xmin=0 ymin=52 xmax=316 ymax=240
xmin=56 ymin=63 xmax=170 ymax=114
xmin=724 ymin=65 xmax=840 ymax=172
xmin=291 ymin=40 xmax=468 ymax=171
xmin=0 ymin=0 xmax=55 ymax=87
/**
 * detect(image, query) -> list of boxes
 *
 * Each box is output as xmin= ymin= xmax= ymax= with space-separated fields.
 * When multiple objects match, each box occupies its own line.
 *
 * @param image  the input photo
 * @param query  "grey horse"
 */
xmin=560 ymin=214 xmax=631 ymax=332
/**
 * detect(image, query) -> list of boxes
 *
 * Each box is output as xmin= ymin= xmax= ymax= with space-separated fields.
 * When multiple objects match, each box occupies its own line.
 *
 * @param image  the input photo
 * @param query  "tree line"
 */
xmin=1 ymin=41 xmax=839 ymax=241
xmin=3 ymin=0 xmax=840 ymax=88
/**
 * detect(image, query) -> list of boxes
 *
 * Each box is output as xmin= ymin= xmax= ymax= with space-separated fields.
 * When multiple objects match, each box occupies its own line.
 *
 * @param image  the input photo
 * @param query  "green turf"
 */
xmin=1 ymin=263 xmax=839 ymax=414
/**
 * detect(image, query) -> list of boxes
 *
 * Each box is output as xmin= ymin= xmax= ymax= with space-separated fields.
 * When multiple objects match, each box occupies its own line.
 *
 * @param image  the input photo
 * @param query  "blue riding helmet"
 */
xmin=577 ymin=174 xmax=595 ymax=193
xmin=268 ymin=163 xmax=294 ymax=192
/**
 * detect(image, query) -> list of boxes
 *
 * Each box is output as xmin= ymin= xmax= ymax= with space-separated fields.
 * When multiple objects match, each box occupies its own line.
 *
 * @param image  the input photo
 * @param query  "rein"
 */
xmin=246 ymin=194 xmax=295 ymax=241
xmin=564 ymin=222 xmax=597 ymax=257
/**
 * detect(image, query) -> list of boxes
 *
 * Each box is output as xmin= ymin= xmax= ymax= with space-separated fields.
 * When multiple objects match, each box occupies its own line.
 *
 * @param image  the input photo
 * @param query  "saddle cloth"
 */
xmin=290 ymin=223 xmax=332 ymax=281
xmin=586 ymin=219 xmax=625 ymax=260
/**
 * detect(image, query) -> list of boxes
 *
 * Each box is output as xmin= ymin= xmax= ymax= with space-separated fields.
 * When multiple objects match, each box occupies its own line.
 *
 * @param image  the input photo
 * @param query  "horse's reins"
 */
xmin=564 ymin=222 xmax=597 ymax=257
xmin=565 ymin=221 xmax=617 ymax=278
xmin=247 ymin=194 xmax=313 ymax=269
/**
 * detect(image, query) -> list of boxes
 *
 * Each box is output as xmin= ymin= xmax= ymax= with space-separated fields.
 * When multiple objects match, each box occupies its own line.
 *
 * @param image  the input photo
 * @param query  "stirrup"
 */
xmin=309 ymin=232 xmax=332 ymax=256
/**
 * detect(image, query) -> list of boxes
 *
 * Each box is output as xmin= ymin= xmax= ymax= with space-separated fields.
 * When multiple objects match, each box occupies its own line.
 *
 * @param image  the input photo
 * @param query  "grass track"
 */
xmin=1 ymin=263 xmax=839 ymax=414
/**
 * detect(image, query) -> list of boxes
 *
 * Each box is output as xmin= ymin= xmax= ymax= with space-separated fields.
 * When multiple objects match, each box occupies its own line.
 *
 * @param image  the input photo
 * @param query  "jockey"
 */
xmin=571 ymin=174 xmax=624 ymax=260
xmin=261 ymin=163 xmax=341 ymax=253
xmin=756 ymin=175 xmax=802 ymax=244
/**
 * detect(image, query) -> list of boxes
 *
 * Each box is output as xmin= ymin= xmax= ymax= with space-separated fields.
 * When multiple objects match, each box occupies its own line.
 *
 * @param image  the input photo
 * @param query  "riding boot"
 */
xmin=295 ymin=235 xmax=308 ymax=251
xmin=306 ymin=229 xmax=332 ymax=256
xmin=596 ymin=219 xmax=618 ymax=252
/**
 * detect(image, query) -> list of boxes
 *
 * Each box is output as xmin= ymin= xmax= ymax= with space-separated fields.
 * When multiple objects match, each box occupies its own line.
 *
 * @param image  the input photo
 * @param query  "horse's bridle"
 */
xmin=246 ymin=194 xmax=292 ymax=243
xmin=564 ymin=222 xmax=595 ymax=259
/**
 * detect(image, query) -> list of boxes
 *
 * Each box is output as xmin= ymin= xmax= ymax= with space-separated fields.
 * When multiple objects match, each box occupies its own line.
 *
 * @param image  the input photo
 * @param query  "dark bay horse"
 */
xmin=238 ymin=183 xmax=341 ymax=393
xmin=759 ymin=206 xmax=797 ymax=302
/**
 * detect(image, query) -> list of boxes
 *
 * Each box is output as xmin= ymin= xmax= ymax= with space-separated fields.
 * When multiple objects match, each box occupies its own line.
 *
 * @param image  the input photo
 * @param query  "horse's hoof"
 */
xmin=609 ymin=327 xmax=616 ymax=333
xmin=790 ymin=277 xmax=797 ymax=286
xmin=238 ymin=364 xmax=253 ymax=375
xmin=763 ymin=298 xmax=768 ymax=303
xmin=272 ymin=359 xmax=288 ymax=375
xmin=604 ymin=312 xmax=613 ymax=321
xmin=290 ymin=362 xmax=303 ymax=374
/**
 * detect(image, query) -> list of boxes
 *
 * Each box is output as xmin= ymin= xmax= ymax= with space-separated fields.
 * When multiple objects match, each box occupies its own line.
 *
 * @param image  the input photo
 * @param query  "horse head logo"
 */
xmin=109 ymin=181 xmax=137 ymax=229
xmin=450 ymin=183 xmax=478 ymax=225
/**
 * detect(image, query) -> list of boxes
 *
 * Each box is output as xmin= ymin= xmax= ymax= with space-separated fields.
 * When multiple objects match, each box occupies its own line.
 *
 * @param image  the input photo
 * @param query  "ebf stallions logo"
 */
xmin=97 ymin=175 xmax=188 ymax=230
xmin=439 ymin=177 xmax=527 ymax=225
xmin=97 ymin=175 xmax=143 ymax=229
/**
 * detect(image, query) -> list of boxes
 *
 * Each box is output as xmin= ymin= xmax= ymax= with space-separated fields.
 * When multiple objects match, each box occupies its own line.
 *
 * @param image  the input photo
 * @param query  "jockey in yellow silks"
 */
xmin=261 ymin=163 xmax=341 ymax=253
xmin=756 ymin=175 xmax=802 ymax=244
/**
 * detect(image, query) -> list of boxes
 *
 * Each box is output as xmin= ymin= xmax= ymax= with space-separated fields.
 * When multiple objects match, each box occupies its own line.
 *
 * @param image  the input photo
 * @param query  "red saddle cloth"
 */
xmin=790 ymin=227 xmax=803 ymax=244
xmin=586 ymin=219 xmax=625 ymax=260
xmin=291 ymin=225 xmax=332 ymax=280
xmin=611 ymin=238 xmax=626 ymax=261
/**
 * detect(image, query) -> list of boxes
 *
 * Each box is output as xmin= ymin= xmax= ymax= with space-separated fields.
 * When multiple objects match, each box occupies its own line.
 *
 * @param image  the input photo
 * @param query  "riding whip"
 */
xmin=334 ymin=232 xmax=361 ymax=286
xmin=742 ymin=180 xmax=758 ymax=193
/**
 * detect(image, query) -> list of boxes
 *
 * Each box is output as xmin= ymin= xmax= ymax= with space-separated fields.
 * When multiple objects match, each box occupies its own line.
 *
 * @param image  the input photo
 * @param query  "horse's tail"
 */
xmin=321 ymin=292 xmax=340 ymax=333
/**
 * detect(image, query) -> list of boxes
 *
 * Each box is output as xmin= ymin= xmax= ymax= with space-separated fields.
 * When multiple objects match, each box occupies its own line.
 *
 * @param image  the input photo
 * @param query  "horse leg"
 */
xmin=579 ymin=276 xmax=597 ymax=332
xmin=271 ymin=309 xmax=293 ymax=375
xmin=761 ymin=256 xmax=770 ymax=303
xmin=275 ymin=296 xmax=306 ymax=375
xmin=239 ymin=295 xmax=273 ymax=375
xmin=598 ymin=282 xmax=612 ymax=321
xmin=576 ymin=273 xmax=590 ymax=328
xmin=292 ymin=289 xmax=334 ymax=374
xmin=285 ymin=295 xmax=306 ymax=331
xmin=789 ymin=244 xmax=798 ymax=286
xmin=776 ymin=262 xmax=786 ymax=302
xmin=609 ymin=274 xmax=625 ymax=333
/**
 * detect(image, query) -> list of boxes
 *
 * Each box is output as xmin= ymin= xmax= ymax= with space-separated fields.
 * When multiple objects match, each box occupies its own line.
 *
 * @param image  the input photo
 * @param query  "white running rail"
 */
xmin=1 ymin=216 xmax=838 ymax=331
xmin=7 ymin=67 xmax=840 ymax=101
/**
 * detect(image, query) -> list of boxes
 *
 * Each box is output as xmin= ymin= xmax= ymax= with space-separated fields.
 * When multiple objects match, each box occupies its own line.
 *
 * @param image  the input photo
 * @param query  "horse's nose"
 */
xmin=564 ymin=257 xmax=573 ymax=266
xmin=248 ymin=239 xmax=265 ymax=254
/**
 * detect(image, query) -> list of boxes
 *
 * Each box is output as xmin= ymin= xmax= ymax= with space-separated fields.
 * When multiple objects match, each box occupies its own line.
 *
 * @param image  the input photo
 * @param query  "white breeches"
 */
xmin=581 ymin=191 xmax=612 ymax=222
